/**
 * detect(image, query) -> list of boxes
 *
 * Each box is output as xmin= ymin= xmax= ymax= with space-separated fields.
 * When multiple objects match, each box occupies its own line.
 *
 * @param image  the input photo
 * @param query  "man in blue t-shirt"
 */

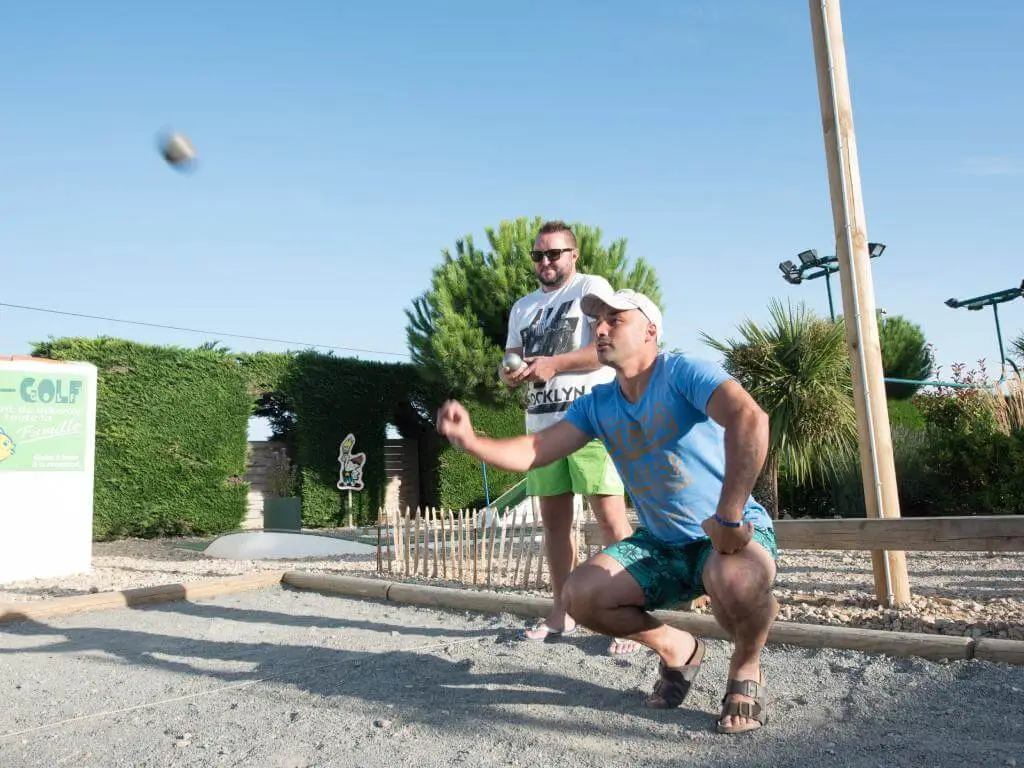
xmin=435 ymin=288 xmax=778 ymax=735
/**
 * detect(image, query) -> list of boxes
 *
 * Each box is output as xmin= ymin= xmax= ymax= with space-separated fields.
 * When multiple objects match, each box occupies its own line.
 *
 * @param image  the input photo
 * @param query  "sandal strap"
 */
xmin=720 ymin=699 xmax=765 ymax=722
xmin=724 ymin=678 xmax=763 ymax=699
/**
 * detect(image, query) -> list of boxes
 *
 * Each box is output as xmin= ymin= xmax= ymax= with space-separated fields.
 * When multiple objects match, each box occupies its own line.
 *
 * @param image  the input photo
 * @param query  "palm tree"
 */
xmin=701 ymin=300 xmax=859 ymax=518
xmin=1011 ymin=332 xmax=1024 ymax=368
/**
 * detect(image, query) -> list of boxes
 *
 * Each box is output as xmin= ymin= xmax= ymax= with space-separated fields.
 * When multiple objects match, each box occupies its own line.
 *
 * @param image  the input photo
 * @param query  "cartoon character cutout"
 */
xmin=0 ymin=427 xmax=15 ymax=464
xmin=337 ymin=433 xmax=366 ymax=491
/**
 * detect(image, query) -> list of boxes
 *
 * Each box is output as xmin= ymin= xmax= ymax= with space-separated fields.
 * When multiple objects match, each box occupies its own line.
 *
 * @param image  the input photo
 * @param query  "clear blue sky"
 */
xmin=3 ymin=1 xmax=1021 ymax=435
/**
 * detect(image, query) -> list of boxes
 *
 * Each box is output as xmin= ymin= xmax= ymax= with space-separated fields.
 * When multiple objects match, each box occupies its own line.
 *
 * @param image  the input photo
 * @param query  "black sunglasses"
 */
xmin=530 ymin=247 xmax=574 ymax=263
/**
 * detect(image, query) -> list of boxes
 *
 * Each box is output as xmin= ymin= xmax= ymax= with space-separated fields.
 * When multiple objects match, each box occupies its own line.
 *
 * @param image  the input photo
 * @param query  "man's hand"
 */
xmin=499 ymin=364 xmax=521 ymax=388
xmin=436 ymin=400 xmax=476 ymax=450
xmin=701 ymin=515 xmax=754 ymax=555
xmin=521 ymin=356 xmax=559 ymax=384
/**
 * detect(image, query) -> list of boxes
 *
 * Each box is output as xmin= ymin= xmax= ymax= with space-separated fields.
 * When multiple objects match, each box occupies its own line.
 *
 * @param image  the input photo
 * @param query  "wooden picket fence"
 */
xmin=376 ymin=504 xmax=597 ymax=590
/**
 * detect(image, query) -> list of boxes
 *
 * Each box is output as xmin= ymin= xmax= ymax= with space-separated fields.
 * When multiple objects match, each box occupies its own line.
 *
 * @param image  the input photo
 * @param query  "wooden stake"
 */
xmin=384 ymin=508 xmax=393 ymax=574
xmin=448 ymin=507 xmax=456 ymax=579
xmin=403 ymin=507 xmax=412 ymax=577
xmin=535 ymin=518 xmax=545 ymax=589
xmin=486 ymin=506 xmax=498 ymax=587
xmin=457 ymin=509 xmax=465 ymax=582
xmin=438 ymin=507 xmax=448 ymax=579
xmin=391 ymin=507 xmax=400 ymax=576
xmin=471 ymin=509 xmax=479 ymax=585
xmin=512 ymin=505 xmax=528 ymax=585
xmin=413 ymin=506 xmax=422 ymax=575
xmin=809 ymin=0 xmax=910 ymax=605
xmin=431 ymin=507 xmax=440 ymax=579
xmin=498 ymin=510 xmax=510 ymax=586
xmin=522 ymin=501 xmax=539 ymax=588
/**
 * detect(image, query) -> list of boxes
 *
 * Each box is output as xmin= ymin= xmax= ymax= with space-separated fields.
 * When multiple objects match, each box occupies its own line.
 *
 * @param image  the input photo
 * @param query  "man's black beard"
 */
xmin=539 ymin=271 xmax=569 ymax=289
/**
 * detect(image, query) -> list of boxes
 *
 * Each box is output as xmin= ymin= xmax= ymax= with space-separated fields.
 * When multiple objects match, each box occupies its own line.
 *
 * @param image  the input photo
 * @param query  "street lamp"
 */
xmin=778 ymin=242 xmax=886 ymax=321
xmin=944 ymin=279 xmax=1024 ymax=378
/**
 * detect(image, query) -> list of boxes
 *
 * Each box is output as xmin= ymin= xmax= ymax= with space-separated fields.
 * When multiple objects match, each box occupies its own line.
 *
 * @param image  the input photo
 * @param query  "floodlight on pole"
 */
xmin=780 ymin=241 xmax=887 ymax=321
xmin=798 ymin=249 xmax=819 ymax=266
xmin=944 ymin=279 xmax=1024 ymax=377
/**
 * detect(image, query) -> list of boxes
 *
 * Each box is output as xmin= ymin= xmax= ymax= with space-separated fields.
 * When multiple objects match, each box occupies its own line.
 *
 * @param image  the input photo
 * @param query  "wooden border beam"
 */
xmin=582 ymin=516 xmax=1024 ymax=552
xmin=0 ymin=571 xmax=286 ymax=624
xmin=281 ymin=572 xmax=997 ymax=664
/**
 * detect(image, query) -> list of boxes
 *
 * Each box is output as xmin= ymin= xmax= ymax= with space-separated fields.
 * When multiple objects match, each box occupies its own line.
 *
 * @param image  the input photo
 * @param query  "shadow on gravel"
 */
xmin=140 ymin=599 xmax=498 ymax=639
xmin=0 ymin=611 xmax=712 ymax=738
xmin=1 ymin=600 xmax=1022 ymax=768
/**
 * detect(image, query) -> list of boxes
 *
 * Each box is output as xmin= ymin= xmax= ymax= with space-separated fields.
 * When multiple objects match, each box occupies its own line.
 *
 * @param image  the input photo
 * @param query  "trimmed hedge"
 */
xmin=34 ymin=337 xmax=520 ymax=537
xmin=437 ymin=399 xmax=525 ymax=509
xmin=33 ymin=337 xmax=251 ymax=539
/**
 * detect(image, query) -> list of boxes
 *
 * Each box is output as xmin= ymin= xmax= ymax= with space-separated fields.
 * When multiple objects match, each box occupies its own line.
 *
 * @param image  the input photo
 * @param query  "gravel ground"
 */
xmin=0 ymin=586 xmax=1022 ymax=768
xmin=1 ymin=534 xmax=1021 ymax=641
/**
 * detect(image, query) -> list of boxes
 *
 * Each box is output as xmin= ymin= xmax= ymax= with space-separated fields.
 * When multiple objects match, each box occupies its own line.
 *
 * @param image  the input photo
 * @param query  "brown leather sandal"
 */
xmin=716 ymin=677 xmax=769 ymax=734
xmin=644 ymin=638 xmax=706 ymax=709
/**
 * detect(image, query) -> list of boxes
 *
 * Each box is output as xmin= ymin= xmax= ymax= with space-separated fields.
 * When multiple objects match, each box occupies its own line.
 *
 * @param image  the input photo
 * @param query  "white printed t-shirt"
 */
xmin=505 ymin=272 xmax=617 ymax=433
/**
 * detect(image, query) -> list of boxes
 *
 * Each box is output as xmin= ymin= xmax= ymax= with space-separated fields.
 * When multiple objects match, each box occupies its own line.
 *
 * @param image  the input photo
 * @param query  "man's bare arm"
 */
xmin=458 ymin=419 xmax=592 ymax=473
xmin=546 ymin=343 xmax=603 ymax=374
xmin=704 ymin=380 xmax=769 ymax=522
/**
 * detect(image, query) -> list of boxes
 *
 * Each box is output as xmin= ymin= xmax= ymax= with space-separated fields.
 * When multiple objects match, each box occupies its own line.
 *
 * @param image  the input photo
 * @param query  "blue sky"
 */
xmin=3 ymin=1 xmax=1021 ymax=439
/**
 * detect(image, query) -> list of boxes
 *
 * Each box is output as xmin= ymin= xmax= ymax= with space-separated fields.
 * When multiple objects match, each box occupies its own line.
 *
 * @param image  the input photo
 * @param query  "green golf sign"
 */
xmin=0 ymin=371 xmax=89 ymax=471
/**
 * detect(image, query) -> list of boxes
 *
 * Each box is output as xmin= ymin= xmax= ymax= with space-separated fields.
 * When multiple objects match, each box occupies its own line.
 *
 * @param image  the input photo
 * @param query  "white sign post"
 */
xmin=0 ymin=358 xmax=98 ymax=582
xmin=336 ymin=432 xmax=365 ymax=529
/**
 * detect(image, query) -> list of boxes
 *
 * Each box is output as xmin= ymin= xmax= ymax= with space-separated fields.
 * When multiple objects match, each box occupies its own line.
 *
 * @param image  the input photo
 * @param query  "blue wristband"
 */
xmin=713 ymin=514 xmax=743 ymax=528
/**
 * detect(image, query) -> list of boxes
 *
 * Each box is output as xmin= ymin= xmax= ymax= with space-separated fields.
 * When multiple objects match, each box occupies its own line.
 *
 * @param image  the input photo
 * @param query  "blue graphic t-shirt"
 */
xmin=564 ymin=352 xmax=772 ymax=544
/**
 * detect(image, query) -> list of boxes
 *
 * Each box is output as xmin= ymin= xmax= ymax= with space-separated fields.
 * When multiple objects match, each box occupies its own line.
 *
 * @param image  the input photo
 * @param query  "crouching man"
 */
xmin=435 ymin=289 xmax=778 ymax=734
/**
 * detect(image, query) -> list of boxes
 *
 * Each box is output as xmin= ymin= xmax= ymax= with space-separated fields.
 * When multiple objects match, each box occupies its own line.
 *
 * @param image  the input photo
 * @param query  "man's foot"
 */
xmin=607 ymin=637 xmax=641 ymax=656
xmin=519 ymin=619 xmax=577 ymax=642
xmin=717 ymin=667 xmax=768 ymax=734
xmin=644 ymin=635 xmax=705 ymax=709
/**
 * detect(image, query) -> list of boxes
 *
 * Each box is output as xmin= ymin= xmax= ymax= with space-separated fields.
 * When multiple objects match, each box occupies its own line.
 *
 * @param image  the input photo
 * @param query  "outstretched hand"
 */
xmin=436 ymin=400 xmax=475 ymax=450
xmin=701 ymin=516 xmax=753 ymax=555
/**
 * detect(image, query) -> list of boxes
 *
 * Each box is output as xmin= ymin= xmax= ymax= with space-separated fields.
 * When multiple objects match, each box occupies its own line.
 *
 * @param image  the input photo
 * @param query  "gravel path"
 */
xmin=1 ymin=587 xmax=1021 ymax=767
xmin=1 ymin=534 xmax=1022 ymax=640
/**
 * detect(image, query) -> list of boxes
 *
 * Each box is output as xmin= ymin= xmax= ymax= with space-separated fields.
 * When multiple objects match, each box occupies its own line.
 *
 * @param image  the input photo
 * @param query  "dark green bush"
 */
xmin=918 ymin=428 xmax=1024 ymax=515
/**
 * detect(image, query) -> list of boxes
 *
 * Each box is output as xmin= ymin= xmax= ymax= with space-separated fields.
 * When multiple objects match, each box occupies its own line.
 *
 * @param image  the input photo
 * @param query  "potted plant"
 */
xmin=262 ymin=452 xmax=301 ymax=531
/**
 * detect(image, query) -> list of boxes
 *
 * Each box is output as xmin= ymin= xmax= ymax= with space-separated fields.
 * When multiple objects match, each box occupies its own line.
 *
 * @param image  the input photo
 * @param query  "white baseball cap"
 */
xmin=581 ymin=288 xmax=663 ymax=342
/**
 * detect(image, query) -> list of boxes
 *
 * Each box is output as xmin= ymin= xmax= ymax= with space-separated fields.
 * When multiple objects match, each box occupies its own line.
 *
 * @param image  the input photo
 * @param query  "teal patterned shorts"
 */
xmin=603 ymin=525 xmax=778 ymax=611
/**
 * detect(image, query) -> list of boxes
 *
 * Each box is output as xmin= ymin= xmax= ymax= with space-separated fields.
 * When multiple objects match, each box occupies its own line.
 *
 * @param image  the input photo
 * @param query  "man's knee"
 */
xmin=562 ymin=564 xmax=608 ymax=620
xmin=702 ymin=548 xmax=775 ymax=608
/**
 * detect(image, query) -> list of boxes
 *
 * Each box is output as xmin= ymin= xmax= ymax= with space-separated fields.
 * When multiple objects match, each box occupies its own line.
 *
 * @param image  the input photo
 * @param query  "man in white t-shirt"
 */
xmin=503 ymin=220 xmax=636 ymax=655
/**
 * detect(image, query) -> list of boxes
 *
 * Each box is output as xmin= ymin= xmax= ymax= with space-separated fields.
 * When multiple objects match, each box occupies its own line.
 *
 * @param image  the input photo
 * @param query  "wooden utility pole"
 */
xmin=808 ymin=0 xmax=911 ymax=606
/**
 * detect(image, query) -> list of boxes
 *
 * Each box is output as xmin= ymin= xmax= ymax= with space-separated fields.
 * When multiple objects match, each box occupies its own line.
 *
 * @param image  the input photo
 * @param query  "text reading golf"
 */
xmin=0 ymin=372 xmax=88 ymax=471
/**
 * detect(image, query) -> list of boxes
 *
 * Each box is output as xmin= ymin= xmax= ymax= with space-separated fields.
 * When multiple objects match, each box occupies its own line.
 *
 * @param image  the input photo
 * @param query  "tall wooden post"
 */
xmin=808 ymin=0 xmax=911 ymax=606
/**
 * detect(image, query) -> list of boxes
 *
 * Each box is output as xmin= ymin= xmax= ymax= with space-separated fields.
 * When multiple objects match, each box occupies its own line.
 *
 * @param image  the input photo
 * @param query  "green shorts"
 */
xmin=526 ymin=438 xmax=624 ymax=498
xmin=603 ymin=525 xmax=778 ymax=611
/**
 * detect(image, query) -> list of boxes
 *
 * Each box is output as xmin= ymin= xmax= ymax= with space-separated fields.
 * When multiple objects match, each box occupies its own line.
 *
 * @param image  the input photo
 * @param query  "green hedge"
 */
xmin=263 ymin=351 xmax=433 ymax=526
xmin=33 ymin=337 xmax=251 ymax=539
xmin=437 ymin=399 xmax=525 ymax=509
xmin=34 ymin=337 xmax=526 ymax=536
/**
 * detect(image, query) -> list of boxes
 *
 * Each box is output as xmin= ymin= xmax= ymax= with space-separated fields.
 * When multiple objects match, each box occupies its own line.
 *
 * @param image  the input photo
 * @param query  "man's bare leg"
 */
xmin=701 ymin=542 xmax=778 ymax=731
xmin=521 ymin=492 xmax=577 ymax=639
xmin=586 ymin=493 xmax=639 ymax=654
xmin=587 ymin=493 xmax=632 ymax=546
xmin=561 ymin=553 xmax=699 ymax=667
